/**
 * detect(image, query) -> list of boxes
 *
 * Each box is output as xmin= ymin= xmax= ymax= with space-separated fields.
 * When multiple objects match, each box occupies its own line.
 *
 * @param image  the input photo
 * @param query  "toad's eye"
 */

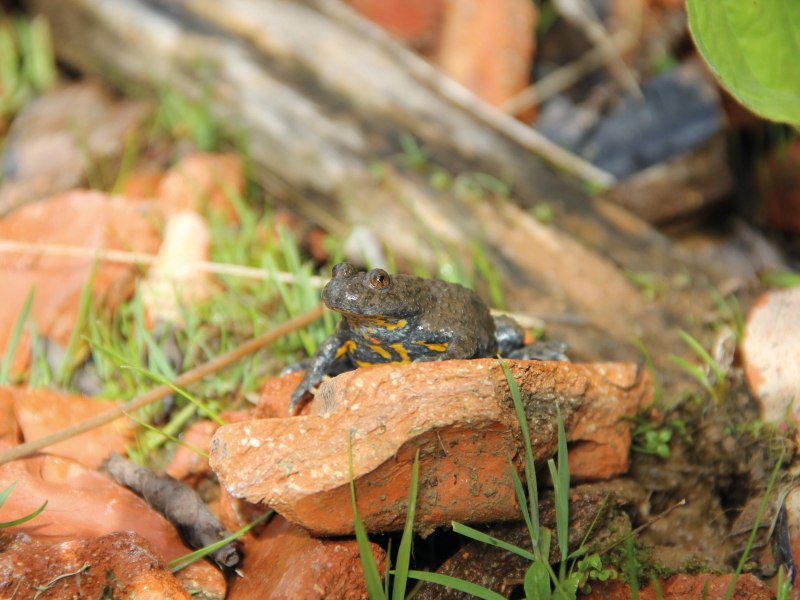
xmin=332 ymin=262 xmax=358 ymax=278
xmin=368 ymin=269 xmax=391 ymax=290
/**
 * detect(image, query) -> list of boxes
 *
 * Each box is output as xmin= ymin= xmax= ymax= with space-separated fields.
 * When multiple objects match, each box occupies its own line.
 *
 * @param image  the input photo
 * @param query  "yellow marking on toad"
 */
xmin=334 ymin=340 xmax=357 ymax=359
xmin=391 ymin=344 xmax=410 ymax=362
xmin=415 ymin=341 xmax=449 ymax=352
xmin=338 ymin=311 xmax=407 ymax=330
xmin=369 ymin=345 xmax=392 ymax=360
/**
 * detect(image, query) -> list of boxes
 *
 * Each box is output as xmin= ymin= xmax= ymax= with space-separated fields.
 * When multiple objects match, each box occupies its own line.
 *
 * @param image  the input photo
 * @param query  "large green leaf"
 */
xmin=687 ymin=0 xmax=800 ymax=125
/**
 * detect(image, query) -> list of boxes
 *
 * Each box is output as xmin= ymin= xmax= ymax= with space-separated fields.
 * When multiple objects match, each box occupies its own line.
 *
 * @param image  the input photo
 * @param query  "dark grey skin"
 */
xmin=288 ymin=262 xmax=568 ymax=411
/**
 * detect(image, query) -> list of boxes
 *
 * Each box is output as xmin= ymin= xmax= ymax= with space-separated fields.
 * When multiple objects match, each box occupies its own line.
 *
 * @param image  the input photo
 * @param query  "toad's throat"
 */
xmin=338 ymin=310 xmax=407 ymax=331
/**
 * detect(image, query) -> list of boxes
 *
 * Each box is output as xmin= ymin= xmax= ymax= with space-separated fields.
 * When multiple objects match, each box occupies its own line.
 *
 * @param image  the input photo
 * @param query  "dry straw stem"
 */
xmin=0 ymin=240 xmax=326 ymax=287
xmin=0 ymin=241 xmax=547 ymax=329
xmin=0 ymin=303 xmax=324 ymax=465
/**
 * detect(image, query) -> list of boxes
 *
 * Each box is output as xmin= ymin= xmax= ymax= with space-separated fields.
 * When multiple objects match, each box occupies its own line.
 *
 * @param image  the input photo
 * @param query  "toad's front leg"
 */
xmin=289 ymin=326 xmax=354 ymax=412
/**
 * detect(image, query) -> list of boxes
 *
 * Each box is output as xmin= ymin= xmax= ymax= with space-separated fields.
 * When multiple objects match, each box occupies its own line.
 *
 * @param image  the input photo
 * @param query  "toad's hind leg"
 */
xmin=493 ymin=315 xmax=526 ymax=356
xmin=505 ymin=340 xmax=570 ymax=362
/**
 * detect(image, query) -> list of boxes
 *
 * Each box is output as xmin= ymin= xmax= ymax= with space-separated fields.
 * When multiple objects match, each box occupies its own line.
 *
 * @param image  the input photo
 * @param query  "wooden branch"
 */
xmin=0 ymin=304 xmax=324 ymax=465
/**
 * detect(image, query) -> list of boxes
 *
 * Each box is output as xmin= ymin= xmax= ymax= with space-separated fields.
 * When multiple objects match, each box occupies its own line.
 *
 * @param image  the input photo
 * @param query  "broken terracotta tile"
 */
xmin=0 ymin=453 xmax=226 ymax=598
xmin=165 ymin=419 xmax=219 ymax=484
xmin=166 ymin=411 xmax=254 ymax=485
xmin=226 ymin=513 xmax=386 ymax=600
xmin=119 ymin=168 xmax=164 ymax=199
xmin=0 ymin=531 xmax=191 ymax=600
xmin=434 ymin=0 xmax=536 ymax=107
xmin=0 ymin=81 xmax=150 ymax=217
xmin=211 ymin=359 xmax=651 ymax=536
xmin=140 ymin=211 xmax=218 ymax=326
xmin=342 ymin=0 xmax=444 ymax=51
xmin=255 ymin=371 xmax=314 ymax=418
xmin=157 ymin=152 xmax=243 ymax=221
xmin=4 ymin=386 xmax=133 ymax=468
xmin=585 ymin=574 xmax=775 ymax=600
xmin=0 ymin=389 xmax=21 ymax=451
xmin=0 ymin=190 xmax=162 ymax=358
xmin=741 ymin=288 xmax=800 ymax=423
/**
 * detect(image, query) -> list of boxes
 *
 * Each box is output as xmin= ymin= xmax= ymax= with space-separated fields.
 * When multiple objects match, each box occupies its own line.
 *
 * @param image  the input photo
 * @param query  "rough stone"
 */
xmin=211 ymin=359 xmax=651 ymax=535
xmin=0 ymin=190 xmax=162 ymax=363
xmin=0 ymin=453 xmax=226 ymax=598
xmin=741 ymin=288 xmax=800 ymax=423
xmin=0 ymin=531 xmax=191 ymax=599
xmin=585 ymin=574 xmax=774 ymax=600
xmin=3 ymin=386 xmax=134 ymax=468
xmin=226 ymin=512 xmax=386 ymax=600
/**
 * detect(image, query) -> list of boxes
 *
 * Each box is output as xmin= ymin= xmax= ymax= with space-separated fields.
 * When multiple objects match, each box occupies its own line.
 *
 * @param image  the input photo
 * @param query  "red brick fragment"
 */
xmin=585 ymin=574 xmax=774 ymax=600
xmin=0 ymin=453 xmax=226 ymax=598
xmin=0 ymin=531 xmax=191 ymax=600
xmin=211 ymin=359 xmax=651 ymax=536
xmin=227 ymin=513 xmax=386 ymax=600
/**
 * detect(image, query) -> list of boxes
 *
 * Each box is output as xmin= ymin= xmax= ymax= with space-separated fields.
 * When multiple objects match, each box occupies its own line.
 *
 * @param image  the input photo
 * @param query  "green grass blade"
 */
xmin=507 ymin=453 xmax=536 ymax=549
xmin=451 ymin=522 xmax=536 ymax=560
xmin=112 ymin=130 xmax=140 ymax=195
xmin=0 ymin=482 xmax=17 ymax=510
xmin=122 ymin=411 xmax=209 ymax=458
xmin=0 ymin=286 xmax=34 ymax=385
xmin=169 ymin=509 xmax=272 ymax=572
xmin=349 ymin=434 xmax=386 ymax=600
xmin=392 ymin=450 xmax=420 ymax=600
xmin=631 ymin=338 xmax=661 ymax=405
xmin=55 ymin=258 xmax=97 ymax=387
xmin=723 ymin=449 xmax=784 ymax=600
xmin=556 ymin=404 xmax=569 ymax=562
xmin=498 ymin=356 xmax=539 ymax=546
xmin=385 ymin=538 xmax=392 ymax=600
xmin=679 ymin=330 xmax=724 ymax=384
xmin=669 ymin=355 xmax=717 ymax=401
xmin=0 ymin=499 xmax=48 ymax=528
xmin=405 ymin=571 xmax=505 ymax=600
xmin=120 ymin=365 xmax=225 ymax=426
xmin=626 ymin=535 xmax=638 ymax=600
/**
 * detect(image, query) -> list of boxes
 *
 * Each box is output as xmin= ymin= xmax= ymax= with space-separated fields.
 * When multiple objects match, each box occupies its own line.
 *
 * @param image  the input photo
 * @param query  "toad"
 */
xmin=288 ymin=262 xmax=567 ymax=410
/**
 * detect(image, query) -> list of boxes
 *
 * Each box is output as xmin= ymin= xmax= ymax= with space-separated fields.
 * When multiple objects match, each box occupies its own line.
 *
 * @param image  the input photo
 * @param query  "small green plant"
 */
xmin=398 ymin=133 xmax=431 ymax=171
xmin=631 ymin=426 xmax=672 ymax=458
xmin=623 ymin=270 xmax=658 ymax=302
xmin=574 ymin=553 xmax=618 ymax=594
xmin=0 ymin=482 xmax=47 ymax=527
xmin=670 ymin=330 xmax=727 ymax=402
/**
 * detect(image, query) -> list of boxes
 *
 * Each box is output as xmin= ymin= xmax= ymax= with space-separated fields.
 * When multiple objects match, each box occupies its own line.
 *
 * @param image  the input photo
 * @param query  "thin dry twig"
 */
xmin=551 ymin=0 xmax=642 ymax=100
xmin=501 ymin=31 xmax=637 ymax=116
xmin=0 ymin=303 xmax=325 ymax=465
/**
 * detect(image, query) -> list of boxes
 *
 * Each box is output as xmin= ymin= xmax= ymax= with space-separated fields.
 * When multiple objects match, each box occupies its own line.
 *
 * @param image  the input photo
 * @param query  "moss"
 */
xmin=607 ymin=538 xmax=674 ymax=586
